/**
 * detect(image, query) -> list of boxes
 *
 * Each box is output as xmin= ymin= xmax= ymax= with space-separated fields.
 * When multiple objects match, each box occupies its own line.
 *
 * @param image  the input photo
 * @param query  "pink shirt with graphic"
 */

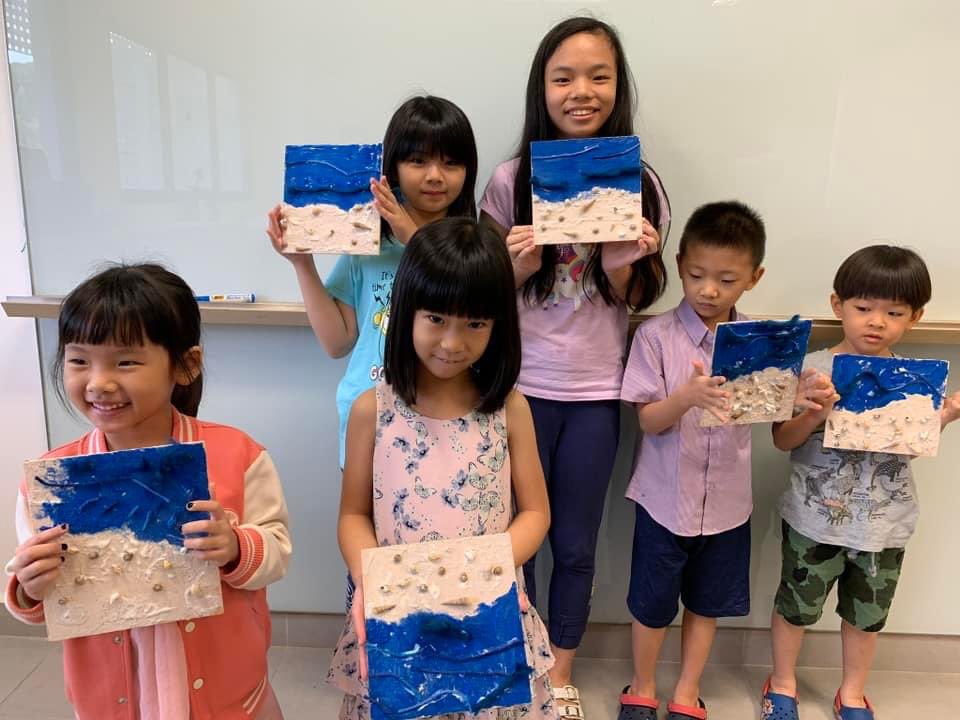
xmin=480 ymin=157 xmax=670 ymax=402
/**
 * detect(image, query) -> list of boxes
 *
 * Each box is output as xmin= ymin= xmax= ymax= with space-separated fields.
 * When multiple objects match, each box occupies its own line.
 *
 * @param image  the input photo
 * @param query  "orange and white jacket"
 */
xmin=4 ymin=409 xmax=292 ymax=719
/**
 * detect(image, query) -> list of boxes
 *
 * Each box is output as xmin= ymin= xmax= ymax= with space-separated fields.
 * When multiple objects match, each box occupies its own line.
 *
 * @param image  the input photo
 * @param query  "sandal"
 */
xmin=617 ymin=686 xmax=659 ymax=720
xmin=552 ymin=684 xmax=585 ymax=719
xmin=666 ymin=698 xmax=707 ymax=720
xmin=761 ymin=677 xmax=800 ymax=720
xmin=833 ymin=691 xmax=874 ymax=720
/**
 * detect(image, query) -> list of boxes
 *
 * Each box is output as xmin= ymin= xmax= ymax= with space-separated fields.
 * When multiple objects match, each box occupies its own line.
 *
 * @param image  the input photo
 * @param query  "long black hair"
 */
xmin=381 ymin=95 xmax=479 ymax=237
xmin=384 ymin=217 xmax=520 ymax=413
xmin=513 ymin=16 xmax=669 ymax=310
xmin=54 ymin=263 xmax=203 ymax=416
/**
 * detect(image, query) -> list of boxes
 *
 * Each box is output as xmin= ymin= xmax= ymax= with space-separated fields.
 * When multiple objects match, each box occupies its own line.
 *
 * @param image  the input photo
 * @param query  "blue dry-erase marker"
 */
xmin=194 ymin=293 xmax=256 ymax=303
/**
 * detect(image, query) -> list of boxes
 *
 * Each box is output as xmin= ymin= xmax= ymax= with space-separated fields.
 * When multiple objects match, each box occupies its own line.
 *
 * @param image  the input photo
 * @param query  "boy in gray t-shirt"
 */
xmin=761 ymin=246 xmax=960 ymax=720
xmin=779 ymin=348 xmax=919 ymax=552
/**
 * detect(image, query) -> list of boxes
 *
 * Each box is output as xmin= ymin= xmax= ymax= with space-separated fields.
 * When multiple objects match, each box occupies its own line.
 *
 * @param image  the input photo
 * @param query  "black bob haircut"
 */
xmin=382 ymin=95 xmax=479 ymax=231
xmin=833 ymin=244 xmax=931 ymax=311
xmin=678 ymin=200 xmax=766 ymax=269
xmin=384 ymin=217 xmax=520 ymax=413
xmin=53 ymin=263 xmax=203 ymax=417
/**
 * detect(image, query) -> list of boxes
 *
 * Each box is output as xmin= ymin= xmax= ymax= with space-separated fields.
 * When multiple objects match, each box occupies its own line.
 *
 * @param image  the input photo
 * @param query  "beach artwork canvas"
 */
xmin=530 ymin=135 xmax=643 ymax=245
xmin=281 ymin=143 xmax=382 ymax=255
xmin=24 ymin=443 xmax=223 ymax=641
xmin=701 ymin=316 xmax=813 ymax=427
xmin=824 ymin=354 xmax=948 ymax=456
xmin=362 ymin=533 xmax=532 ymax=720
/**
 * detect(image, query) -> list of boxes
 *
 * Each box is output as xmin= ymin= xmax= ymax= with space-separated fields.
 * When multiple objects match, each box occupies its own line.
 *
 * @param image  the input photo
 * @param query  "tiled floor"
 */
xmin=0 ymin=635 xmax=957 ymax=719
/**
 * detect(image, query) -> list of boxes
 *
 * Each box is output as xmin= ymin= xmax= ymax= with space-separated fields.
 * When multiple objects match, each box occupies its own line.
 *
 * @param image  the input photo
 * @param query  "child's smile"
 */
xmin=64 ymin=341 xmax=182 ymax=450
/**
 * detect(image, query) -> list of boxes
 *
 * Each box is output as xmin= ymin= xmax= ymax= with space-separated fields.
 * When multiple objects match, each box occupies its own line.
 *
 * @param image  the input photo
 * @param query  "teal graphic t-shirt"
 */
xmin=325 ymin=237 xmax=405 ymax=467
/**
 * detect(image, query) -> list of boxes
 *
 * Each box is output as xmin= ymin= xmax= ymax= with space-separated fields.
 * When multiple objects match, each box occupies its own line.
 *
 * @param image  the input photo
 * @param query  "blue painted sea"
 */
xmin=832 ymin=355 xmax=948 ymax=413
xmin=284 ymin=144 xmax=382 ymax=210
xmin=366 ymin=584 xmax=532 ymax=720
xmin=530 ymin=135 xmax=642 ymax=203
xmin=34 ymin=443 xmax=209 ymax=545
xmin=712 ymin=316 xmax=812 ymax=381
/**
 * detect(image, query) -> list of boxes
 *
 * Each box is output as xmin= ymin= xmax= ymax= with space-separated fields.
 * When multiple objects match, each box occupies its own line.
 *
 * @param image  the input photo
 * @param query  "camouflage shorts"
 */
xmin=774 ymin=521 xmax=905 ymax=632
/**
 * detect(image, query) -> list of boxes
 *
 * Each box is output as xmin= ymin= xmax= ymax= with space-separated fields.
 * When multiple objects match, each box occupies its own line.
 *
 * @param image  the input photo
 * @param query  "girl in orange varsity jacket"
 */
xmin=4 ymin=264 xmax=292 ymax=720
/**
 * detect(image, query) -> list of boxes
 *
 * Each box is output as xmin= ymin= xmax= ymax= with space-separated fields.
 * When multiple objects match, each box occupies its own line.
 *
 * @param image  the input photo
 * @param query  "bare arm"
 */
xmin=266 ymin=204 xmax=359 ymax=357
xmin=772 ymin=369 xmax=839 ymax=451
xmin=504 ymin=392 xmax=550 ymax=567
xmin=941 ymin=390 xmax=960 ymax=429
xmin=771 ymin=413 xmax=826 ymax=452
xmin=337 ymin=389 xmax=379 ymax=584
xmin=601 ymin=218 xmax=661 ymax=305
xmin=293 ymin=261 xmax=359 ymax=358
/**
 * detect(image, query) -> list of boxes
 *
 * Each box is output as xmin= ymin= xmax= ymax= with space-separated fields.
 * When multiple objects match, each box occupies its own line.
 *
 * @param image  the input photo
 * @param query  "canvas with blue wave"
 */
xmin=825 ymin=354 xmax=948 ymax=456
xmin=25 ymin=442 xmax=224 ymax=640
xmin=702 ymin=316 xmax=813 ymax=426
xmin=362 ymin=534 xmax=532 ymax=720
xmin=281 ymin=143 xmax=382 ymax=255
xmin=530 ymin=135 xmax=643 ymax=245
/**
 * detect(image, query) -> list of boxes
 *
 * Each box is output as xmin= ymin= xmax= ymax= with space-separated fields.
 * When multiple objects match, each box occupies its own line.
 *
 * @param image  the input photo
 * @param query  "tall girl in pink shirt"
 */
xmin=479 ymin=16 xmax=670 ymax=719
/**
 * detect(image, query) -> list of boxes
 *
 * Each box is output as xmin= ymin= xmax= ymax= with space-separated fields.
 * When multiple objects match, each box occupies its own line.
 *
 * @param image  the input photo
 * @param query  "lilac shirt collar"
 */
xmin=676 ymin=298 xmax=745 ymax=351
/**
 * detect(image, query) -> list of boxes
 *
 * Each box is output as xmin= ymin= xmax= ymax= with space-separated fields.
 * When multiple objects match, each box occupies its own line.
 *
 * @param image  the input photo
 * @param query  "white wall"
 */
xmin=6 ymin=0 xmax=960 ymax=633
xmin=0 ymin=9 xmax=47 ymax=573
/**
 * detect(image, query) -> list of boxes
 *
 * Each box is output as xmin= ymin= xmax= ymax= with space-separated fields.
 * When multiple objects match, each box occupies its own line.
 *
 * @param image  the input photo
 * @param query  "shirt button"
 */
xmin=117 ymin=697 xmax=127 ymax=704
xmin=193 ymin=678 xmax=204 ymax=690
xmin=112 ymin=635 xmax=122 ymax=645
xmin=185 ymin=621 xmax=196 ymax=633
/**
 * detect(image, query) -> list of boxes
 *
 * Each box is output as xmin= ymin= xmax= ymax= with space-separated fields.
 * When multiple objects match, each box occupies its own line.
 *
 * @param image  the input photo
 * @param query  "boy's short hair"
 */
xmin=678 ymin=201 xmax=765 ymax=269
xmin=834 ymin=245 xmax=931 ymax=311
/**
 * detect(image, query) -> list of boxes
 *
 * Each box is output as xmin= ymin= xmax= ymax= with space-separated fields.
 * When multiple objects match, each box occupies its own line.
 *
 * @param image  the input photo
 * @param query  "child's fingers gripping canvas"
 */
xmin=701 ymin=316 xmax=814 ymax=427
xmin=824 ymin=354 xmax=949 ymax=456
xmin=281 ymin=143 xmax=383 ymax=255
xmin=24 ymin=442 xmax=224 ymax=641
xmin=361 ymin=533 xmax=532 ymax=720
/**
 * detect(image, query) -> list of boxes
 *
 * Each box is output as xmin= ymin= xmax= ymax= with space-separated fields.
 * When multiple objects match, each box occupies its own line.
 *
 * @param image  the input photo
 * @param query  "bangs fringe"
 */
xmin=414 ymin=265 xmax=509 ymax=320
xmin=393 ymin=116 xmax=474 ymax=166
xmin=60 ymin=289 xmax=147 ymax=348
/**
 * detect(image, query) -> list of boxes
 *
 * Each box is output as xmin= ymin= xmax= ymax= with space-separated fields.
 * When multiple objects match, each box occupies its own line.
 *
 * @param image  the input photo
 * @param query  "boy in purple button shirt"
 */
xmin=617 ymin=202 xmax=766 ymax=720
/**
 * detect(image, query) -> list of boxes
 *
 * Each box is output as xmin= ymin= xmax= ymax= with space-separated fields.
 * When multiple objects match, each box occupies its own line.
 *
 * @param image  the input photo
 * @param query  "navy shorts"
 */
xmin=627 ymin=503 xmax=751 ymax=628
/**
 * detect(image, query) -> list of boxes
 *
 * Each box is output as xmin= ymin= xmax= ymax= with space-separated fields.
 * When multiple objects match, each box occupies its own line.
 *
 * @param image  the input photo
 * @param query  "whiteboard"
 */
xmin=7 ymin=0 xmax=959 ymax=320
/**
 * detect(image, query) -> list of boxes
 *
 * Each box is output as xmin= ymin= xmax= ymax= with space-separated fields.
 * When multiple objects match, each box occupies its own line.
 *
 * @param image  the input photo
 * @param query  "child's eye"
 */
xmin=406 ymin=155 xmax=425 ymax=166
xmin=444 ymin=158 xmax=463 ymax=168
xmin=889 ymin=311 xmax=904 ymax=318
xmin=426 ymin=314 xmax=444 ymax=325
xmin=118 ymin=360 xmax=141 ymax=367
xmin=855 ymin=305 xmax=870 ymax=312
xmin=552 ymin=77 xmax=570 ymax=85
xmin=66 ymin=357 xmax=87 ymax=366
xmin=467 ymin=320 xmax=489 ymax=330
xmin=688 ymin=273 xmax=702 ymax=280
xmin=721 ymin=280 xmax=736 ymax=285
xmin=593 ymin=74 xmax=612 ymax=82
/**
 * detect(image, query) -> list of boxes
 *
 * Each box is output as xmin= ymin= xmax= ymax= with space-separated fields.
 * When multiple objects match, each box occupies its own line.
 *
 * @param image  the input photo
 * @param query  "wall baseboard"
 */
xmin=3 ymin=610 xmax=956 ymax=674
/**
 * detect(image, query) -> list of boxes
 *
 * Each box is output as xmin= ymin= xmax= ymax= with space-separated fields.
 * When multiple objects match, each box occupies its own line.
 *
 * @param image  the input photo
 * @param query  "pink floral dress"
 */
xmin=327 ymin=382 xmax=556 ymax=719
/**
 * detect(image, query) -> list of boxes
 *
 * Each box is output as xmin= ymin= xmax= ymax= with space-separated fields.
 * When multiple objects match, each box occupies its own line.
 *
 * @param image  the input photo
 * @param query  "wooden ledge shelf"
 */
xmin=2 ymin=295 xmax=312 ymax=327
xmin=5 ymin=295 xmax=960 ymax=344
